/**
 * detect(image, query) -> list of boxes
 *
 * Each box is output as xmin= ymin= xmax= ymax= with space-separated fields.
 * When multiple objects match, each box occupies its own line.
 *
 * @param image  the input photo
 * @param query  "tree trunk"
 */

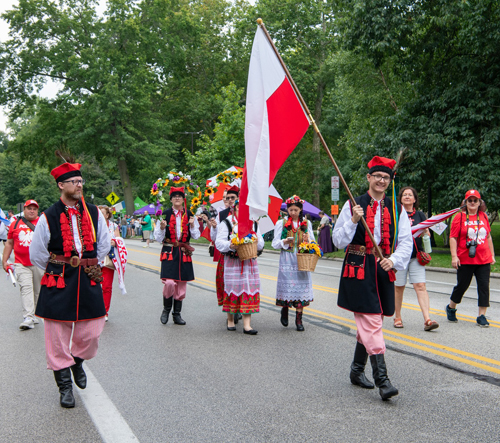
xmin=117 ymin=158 xmax=135 ymax=217
xmin=312 ymin=82 xmax=324 ymax=208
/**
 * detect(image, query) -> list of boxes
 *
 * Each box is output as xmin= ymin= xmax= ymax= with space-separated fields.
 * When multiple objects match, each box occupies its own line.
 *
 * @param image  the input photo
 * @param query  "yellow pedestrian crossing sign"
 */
xmin=106 ymin=192 xmax=120 ymax=205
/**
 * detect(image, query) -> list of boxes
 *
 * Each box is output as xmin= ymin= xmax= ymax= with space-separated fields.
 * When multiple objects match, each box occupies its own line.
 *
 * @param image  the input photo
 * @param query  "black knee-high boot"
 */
xmin=54 ymin=368 xmax=75 ymax=408
xmin=70 ymin=356 xmax=87 ymax=389
xmin=280 ymin=306 xmax=289 ymax=327
xmin=295 ymin=310 xmax=304 ymax=331
xmin=160 ymin=296 xmax=173 ymax=324
xmin=370 ymin=354 xmax=399 ymax=400
xmin=350 ymin=342 xmax=374 ymax=389
xmin=172 ymin=299 xmax=186 ymax=325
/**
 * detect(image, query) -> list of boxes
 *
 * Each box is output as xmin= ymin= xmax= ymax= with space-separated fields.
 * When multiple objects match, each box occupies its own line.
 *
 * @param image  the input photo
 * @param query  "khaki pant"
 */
xmin=15 ymin=264 xmax=44 ymax=320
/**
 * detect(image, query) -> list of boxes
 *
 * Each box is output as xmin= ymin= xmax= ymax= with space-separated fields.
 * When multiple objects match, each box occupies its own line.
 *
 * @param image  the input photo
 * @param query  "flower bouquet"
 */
xmin=296 ymin=241 xmax=323 ymax=272
xmin=216 ymin=169 xmax=243 ymax=185
xmin=230 ymin=232 xmax=258 ymax=261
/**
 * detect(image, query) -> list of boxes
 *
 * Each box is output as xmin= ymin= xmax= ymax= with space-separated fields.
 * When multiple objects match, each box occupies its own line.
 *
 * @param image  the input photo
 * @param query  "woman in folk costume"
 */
xmin=332 ymin=156 xmax=412 ymax=400
xmin=211 ymin=186 xmax=242 ymax=323
xmin=155 ymin=187 xmax=200 ymax=325
xmin=272 ymin=195 xmax=315 ymax=331
xmin=30 ymin=162 xmax=111 ymax=408
xmin=215 ymin=199 xmax=264 ymax=335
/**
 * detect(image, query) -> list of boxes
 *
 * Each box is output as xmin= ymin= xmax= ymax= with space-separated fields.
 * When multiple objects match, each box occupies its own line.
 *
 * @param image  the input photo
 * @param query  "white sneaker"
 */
xmin=105 ymin=315 xmax=109 ymax=322
xmin=33 ymin=317 xmax=40 ymax=325
xmin=142 ymin=244 xmax=149 ymax=248
xmin=20 ymin=317 xmax=34 ymax=330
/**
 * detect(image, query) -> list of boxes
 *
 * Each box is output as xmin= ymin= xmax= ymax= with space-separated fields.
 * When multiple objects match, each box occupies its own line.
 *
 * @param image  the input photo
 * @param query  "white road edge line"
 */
xmin=78 ymin=364 xmax=140 ymax=443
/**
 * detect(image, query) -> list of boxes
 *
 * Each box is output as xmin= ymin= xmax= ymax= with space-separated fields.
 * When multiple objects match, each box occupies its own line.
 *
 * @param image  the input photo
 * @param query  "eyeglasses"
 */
xmin=62 ymin=179 xmax=85 ymax=186
xmin=467 ymin=198 xmax=479 ymax=203
xmin=226 ymin=196 xmax=237 ymax=200
xmin=171 ymin=195 xmax=183 ymax=199
xmin=370 ymin=174 xmax=391 ymax=182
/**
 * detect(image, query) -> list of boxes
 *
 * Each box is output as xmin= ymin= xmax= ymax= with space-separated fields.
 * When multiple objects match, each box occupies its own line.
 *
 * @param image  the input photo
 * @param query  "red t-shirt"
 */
xmin=450 ymin=211 xmax=492 ymax=265
xmin=7 ymin=217 xmax=39 ymax=267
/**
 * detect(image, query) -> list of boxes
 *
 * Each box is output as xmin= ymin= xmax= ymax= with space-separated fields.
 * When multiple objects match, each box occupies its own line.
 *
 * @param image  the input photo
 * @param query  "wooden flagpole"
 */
xmin=256 ymin=19 xmax=385 ymax=259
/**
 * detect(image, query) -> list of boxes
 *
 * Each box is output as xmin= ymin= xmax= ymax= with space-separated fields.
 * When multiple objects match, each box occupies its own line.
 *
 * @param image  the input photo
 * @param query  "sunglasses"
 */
xmin=467 ymin=199 xmax=479 ymax=203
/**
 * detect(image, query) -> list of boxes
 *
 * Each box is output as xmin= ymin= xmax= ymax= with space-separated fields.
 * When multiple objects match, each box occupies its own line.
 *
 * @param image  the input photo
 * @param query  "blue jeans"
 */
xmin=121 ymin=226 xmax=127 ymax=238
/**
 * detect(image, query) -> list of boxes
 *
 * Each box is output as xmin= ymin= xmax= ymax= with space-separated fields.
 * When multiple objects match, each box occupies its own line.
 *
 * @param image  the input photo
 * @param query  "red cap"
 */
xmin=465 ymin=189 xmax=481 ymax=200
xmin=226 ymin=185 xmax=240 ymax=195
xmin=50 ymin=163 xmax=82 ymax=182
xmin=24 ymin=199 xmax=39 ymax=208
xmin=367 ymin=156 xmax=397 ymax=174
xmin=169 ymin=186 xmax=185 ymax=197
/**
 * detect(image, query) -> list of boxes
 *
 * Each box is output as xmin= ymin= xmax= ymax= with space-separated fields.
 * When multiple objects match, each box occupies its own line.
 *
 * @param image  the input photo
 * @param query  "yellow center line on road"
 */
xmin=127 ymin=256 xmax=500 ymax=375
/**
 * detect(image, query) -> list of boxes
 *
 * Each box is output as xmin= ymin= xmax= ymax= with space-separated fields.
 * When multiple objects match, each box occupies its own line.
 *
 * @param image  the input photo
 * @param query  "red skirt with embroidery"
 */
xmin=222 ymin=291 xmax=260 ymax=314
xmin=216 ymin=255 xmax=225 ymax=306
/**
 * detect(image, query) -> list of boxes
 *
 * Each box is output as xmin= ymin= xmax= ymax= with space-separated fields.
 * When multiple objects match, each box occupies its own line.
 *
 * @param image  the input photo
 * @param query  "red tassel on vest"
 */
xmin=47 ymin=274 xmax=57 ymax=287
xmin=56 ymin=274 xmax=66 ymax=289
xmin=40 ymin=273 xmax=48 ymax=286
xmin=388 ymin=270 xmax=396 ymax=282
xmin=357 ymin=266 xmax=365 ymax=280
xmin=343 ymin=264 xmax=349 ymax=278
xmin=348 ymin=265 xmax=355 ymax=278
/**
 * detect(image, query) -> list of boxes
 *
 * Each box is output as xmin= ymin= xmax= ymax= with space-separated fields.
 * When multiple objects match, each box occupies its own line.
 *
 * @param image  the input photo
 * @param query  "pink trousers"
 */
xmin=354 ymin=313 xmax=386 ymax=355
xmin=162 ymin=279 xmax=187 ymax=301
xmin=44 ymin=318 xmax=106 ymax=371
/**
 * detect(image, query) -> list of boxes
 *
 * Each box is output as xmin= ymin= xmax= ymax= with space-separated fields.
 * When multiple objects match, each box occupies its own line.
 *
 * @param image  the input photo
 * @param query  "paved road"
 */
xmin=2 ymin=239 xmax=500 ymax=442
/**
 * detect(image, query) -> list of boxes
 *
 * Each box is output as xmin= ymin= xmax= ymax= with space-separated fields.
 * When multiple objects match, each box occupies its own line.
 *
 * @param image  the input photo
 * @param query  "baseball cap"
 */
xmin=24 ymin=199 xmax=39 ymax=208
xmin=464 ymin=190 xmax=481 ymax=200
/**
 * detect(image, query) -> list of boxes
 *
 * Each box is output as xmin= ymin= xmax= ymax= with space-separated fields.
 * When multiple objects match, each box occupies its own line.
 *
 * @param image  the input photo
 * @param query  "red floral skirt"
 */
xmin=222 ymin=291 xmax=260 ymax=314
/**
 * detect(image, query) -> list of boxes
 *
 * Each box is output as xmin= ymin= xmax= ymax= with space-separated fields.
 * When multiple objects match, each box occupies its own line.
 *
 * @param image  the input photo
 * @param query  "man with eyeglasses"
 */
xmin=332 ymin=156 xmax=412 ymax=400
xmin=30 ymin=162 xmax=110 ymax=408
xmin=155 ymin=186 xmax=200 ymax=325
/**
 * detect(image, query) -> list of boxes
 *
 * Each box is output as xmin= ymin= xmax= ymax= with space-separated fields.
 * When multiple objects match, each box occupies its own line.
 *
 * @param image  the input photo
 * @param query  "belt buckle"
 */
xmin=359 ymin=246 xmax=366 ymax=252
xmin=69 ymin=256 xmax=81 ymax=267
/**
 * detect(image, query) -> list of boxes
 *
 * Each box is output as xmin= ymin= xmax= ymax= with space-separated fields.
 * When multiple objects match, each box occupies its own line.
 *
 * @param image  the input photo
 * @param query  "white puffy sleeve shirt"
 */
xmin=30 ymin=209 xmax=110 ymax=270
xmin=332 ymin=200 xmax=413 ymax=271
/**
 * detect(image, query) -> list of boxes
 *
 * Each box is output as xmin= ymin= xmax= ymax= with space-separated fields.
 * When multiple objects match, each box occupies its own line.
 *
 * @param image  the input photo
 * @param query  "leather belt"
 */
xmin=347 ymin=244 xmax=374 ymax=256
xmin=49 ymin=253 xmax=98 ymax=268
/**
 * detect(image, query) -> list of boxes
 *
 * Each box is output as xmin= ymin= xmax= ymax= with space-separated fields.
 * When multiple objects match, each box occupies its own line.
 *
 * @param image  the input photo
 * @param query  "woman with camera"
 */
xmin=393 ymin=187 xmax=439 ymax=331
xmin=446 ymin=190 xmax=496 ymax=327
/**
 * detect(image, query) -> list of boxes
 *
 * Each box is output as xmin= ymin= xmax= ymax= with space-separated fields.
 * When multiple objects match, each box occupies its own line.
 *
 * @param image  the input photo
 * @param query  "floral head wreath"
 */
xmin=285 ymin=195 xmax=304 ymax=205
xmin=150 ymin=171 xmax=208 ymax=213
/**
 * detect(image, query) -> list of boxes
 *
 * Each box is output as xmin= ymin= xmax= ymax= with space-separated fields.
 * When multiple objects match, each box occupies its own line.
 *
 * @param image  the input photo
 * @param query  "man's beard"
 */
xmin=62 ymin=189 xmax=82 ymax=201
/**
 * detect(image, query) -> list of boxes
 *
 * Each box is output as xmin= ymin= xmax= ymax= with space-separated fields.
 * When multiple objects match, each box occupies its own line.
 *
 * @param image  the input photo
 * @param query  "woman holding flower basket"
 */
xmin=272 ymin=195 xmax=317 ymax=331
xmin=215 ymin=200 xmax=264 ymax=335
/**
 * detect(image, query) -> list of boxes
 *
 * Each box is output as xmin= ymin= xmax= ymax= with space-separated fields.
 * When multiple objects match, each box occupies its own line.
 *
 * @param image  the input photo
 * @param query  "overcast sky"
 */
xmin=0 ymin=0 xmax=106 ymax=133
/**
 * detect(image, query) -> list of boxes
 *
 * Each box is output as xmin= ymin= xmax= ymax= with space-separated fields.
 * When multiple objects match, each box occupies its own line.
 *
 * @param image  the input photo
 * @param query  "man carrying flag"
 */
xmin=332 ymin=156 xmax=412 ymax=400
xmin=30 ymin=163 xmax=110 ymax=408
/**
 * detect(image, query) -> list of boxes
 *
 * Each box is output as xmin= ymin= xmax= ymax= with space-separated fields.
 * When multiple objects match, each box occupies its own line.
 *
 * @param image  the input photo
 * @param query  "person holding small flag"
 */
xmin=2 ymin=200 xmax=43 ymax=330
xmin=155 ymin=187 xmax=200 ymax=326
xmin=332 ymin=156 xmax=412 ymax=400
xmin=30 ymin=162 xmax=111 ymax=408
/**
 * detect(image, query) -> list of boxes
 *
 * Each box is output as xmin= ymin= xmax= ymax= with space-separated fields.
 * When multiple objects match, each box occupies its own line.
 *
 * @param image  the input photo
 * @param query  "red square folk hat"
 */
xmin=50 ymin=163 xmax=82 ymax=183
xmin=367 ymin=156 xmax=397 ymax=178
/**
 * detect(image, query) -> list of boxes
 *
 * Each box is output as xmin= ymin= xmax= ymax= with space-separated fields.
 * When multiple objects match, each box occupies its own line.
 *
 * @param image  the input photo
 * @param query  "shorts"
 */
xmin=143 ymin=230 xmax=151 ymax=237
xmin=394 ymin=258 xmax=426 ymax=286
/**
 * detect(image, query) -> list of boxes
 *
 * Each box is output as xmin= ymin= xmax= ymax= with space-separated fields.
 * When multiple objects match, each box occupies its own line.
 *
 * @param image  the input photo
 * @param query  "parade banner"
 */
xmin=411 ymin=207 xmax=463 ymax=238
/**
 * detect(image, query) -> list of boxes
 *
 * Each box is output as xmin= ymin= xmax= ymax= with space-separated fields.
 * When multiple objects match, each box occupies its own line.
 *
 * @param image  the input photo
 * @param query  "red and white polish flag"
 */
xmin=239 ymin=26 xmax=310 ymax=237
xmin=411 ymin=207 xmax=463 ymax=238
